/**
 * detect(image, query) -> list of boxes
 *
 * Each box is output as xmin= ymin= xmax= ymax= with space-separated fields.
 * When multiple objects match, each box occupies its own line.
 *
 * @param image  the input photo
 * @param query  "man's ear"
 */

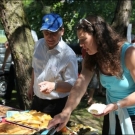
xmin=61 ymin=28 xmax=64 ymax=36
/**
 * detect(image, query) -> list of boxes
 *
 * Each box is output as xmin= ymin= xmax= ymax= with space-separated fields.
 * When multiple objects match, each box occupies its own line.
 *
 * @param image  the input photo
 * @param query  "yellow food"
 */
xmin=90 ymin=109 xmax=98 ymax=114
xmin=5 ymin=110 xmax=52 ymax=130
xmin=0 ymin=123 xmax=36 ymax=134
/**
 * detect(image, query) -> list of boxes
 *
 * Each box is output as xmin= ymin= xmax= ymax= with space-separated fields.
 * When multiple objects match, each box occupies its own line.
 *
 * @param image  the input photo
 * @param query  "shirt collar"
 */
xmin=54 ymin=38 xmax=63 ymax=53
xmin=46 ymin=38 xmax=63 ymax=53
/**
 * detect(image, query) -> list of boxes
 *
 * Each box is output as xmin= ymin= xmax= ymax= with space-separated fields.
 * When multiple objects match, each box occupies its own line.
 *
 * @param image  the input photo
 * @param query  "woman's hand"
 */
xmin=92 ymin=103 xmax=118 ymax=117
xmin=47 ymin=111 xmax=71 ymax=132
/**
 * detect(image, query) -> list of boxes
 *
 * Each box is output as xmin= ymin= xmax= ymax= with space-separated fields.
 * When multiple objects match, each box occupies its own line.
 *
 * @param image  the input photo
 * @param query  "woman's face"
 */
xmin=77 ymin=29 xmax=98 ymax=55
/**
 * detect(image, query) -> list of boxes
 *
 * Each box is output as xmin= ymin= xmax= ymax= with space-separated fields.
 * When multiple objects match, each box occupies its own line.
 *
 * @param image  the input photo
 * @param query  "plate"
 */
xmin=0 ymin=122 xmax=36 ymax=134
xmin=87 ymin=103 xmax=106 ymax=115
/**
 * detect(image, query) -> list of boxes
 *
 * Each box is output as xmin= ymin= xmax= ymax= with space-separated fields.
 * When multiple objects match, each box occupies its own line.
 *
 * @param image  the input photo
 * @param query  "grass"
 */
xmin=0 ymin=36 xmax=7 ymax=43
xmin=0 ymin=90 xmax=20 ymax=109
xmin=70 ymin=94 xmax=106 ymax=134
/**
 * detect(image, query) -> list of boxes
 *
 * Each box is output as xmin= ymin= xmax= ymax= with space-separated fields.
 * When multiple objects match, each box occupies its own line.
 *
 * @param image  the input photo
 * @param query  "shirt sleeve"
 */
xmin=32 ymin=41 xmax=39 ymax=68
xmin=62 ymin=56 xmax=78 ymax=86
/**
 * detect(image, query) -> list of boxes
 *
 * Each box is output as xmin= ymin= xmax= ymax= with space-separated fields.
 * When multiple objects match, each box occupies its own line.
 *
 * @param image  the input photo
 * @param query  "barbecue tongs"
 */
xmin=41 ymin=124 xmax=59 ymax=135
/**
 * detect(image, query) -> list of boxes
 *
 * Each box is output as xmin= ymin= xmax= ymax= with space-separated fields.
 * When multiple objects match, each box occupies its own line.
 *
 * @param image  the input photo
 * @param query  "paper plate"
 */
xmin=87 ymin=103 xmax=106 ymax=115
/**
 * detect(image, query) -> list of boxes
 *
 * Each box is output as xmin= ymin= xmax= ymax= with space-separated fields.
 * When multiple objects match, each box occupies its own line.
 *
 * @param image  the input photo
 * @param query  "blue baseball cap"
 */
xmin=40 ymin=13 xmax=63 ymax=32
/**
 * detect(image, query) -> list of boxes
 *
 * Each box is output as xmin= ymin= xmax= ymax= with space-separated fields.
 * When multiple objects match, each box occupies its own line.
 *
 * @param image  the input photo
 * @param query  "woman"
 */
xmin=47 ymin=15 xmax=135 ymax=134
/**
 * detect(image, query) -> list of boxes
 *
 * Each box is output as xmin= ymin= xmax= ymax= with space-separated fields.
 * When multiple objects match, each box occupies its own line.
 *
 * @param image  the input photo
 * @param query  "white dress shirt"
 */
xmin=32 ymin=38 xmax=78 ymax=99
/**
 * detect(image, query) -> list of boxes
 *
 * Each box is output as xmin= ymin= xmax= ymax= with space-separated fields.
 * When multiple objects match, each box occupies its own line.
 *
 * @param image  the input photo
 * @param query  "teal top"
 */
xmin=100 ymin=42 xmax=135 ymax=134
xmin=100 ymin=42 xmax=135 ymax=115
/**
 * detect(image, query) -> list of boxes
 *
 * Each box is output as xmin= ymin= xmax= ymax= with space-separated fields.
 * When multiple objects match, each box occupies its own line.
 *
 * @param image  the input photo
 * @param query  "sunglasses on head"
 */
xmin=79 ymin=19 xmax=92 ymax=26
xmin=77 ymin=18 xmax=94 ymax=32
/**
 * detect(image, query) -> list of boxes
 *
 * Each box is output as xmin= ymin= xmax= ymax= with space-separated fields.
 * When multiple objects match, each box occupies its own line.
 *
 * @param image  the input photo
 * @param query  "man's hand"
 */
xmin=38 ymin=81 xmax=55 ymax=94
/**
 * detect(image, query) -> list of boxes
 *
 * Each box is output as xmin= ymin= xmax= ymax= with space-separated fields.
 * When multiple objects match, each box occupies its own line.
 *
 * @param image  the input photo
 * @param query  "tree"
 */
xmin=0 ymin=0 xmax=34 ymax=109
xmin=24 ymin=0 xmax=117 ymax=44
xmin=0 ymin=0 xmax=133 ymax=110
xmin=111 ymin=0 xmax=132 ymax=38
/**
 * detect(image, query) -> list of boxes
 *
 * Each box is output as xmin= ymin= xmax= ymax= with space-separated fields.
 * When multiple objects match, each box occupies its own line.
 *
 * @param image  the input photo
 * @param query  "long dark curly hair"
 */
xmin=76 ymin=15 xmax=126 ymax=78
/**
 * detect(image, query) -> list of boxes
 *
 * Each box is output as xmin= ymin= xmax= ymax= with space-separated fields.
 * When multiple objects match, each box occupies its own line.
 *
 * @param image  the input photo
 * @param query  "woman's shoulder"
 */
xmin=120 ymin=41 xmax=133 ymax=55
xmin=125 ymin=45 xmax=135 ymax=70
xmin=125 ymin=44 xmax=135 ymax=57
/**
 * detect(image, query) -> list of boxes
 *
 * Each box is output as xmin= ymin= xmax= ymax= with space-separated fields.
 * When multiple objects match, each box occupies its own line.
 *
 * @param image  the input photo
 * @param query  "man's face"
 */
xmin=42 ymin=28 xmax=64 ymax=49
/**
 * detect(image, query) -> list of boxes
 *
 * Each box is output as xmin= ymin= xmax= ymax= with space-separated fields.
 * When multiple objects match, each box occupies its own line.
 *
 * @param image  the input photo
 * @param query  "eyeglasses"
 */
xmin=77 ymin=18 xmax=94 ymax=32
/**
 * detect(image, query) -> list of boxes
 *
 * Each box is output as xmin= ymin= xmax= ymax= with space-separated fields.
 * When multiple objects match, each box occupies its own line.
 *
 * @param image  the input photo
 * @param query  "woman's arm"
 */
xmin=47 ymin=60 xmax=94 ymax=131
xmin=62 ymin=61 xmax=94 ymax=114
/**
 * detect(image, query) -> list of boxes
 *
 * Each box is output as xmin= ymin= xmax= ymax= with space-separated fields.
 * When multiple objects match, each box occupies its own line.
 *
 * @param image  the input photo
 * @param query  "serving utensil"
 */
xmin=41 ymin=124 xmax=59 ymax=135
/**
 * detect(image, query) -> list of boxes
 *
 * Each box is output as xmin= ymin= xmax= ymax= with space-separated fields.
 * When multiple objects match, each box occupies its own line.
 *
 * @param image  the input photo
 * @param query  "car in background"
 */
xmin=0 ymin=43 xmax=11 ymax=96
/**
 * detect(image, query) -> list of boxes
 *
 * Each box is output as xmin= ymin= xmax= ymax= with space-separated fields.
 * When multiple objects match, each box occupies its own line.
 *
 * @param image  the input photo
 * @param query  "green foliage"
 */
xmin=51 ymin=0 xmax=117 ymax=44
xmin=23 ymin=1 xmax=43 ymax=38
xmin=130 ymin=0 xmax=135 ymax=34
xmin=23 ymin=0 xmax=135 ymax=44
xmin=23 ymin=0 xmax=34 ymax=6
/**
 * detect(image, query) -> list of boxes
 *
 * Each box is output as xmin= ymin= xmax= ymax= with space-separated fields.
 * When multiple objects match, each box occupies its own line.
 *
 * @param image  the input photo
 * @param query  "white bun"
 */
xmin=87 ymin=103 xmax=106 ymax=114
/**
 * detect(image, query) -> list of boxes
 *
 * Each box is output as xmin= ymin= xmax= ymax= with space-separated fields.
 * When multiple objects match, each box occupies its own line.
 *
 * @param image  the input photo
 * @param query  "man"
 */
xmin=28 ymin=13 xmax=78 ymax=117
xmin=1 ymin=30 xmax=38 ymax=105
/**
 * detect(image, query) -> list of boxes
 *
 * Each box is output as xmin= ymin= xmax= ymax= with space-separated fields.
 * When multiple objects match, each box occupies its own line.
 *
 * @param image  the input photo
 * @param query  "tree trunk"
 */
xmin=111 ymin=0 xmax=132 ymax=38
xmin=0 ymin=0 xmax=34 ymax=109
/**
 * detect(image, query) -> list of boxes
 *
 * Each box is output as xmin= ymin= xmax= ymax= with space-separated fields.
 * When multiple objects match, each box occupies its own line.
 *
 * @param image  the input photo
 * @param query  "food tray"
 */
xmin=5 ymin=110 xmax=52 ymax=131
xmin=0 ymin=105 xmax=19 ymax=118
xmin=0 ymin=122 xmax=37 ymax=134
